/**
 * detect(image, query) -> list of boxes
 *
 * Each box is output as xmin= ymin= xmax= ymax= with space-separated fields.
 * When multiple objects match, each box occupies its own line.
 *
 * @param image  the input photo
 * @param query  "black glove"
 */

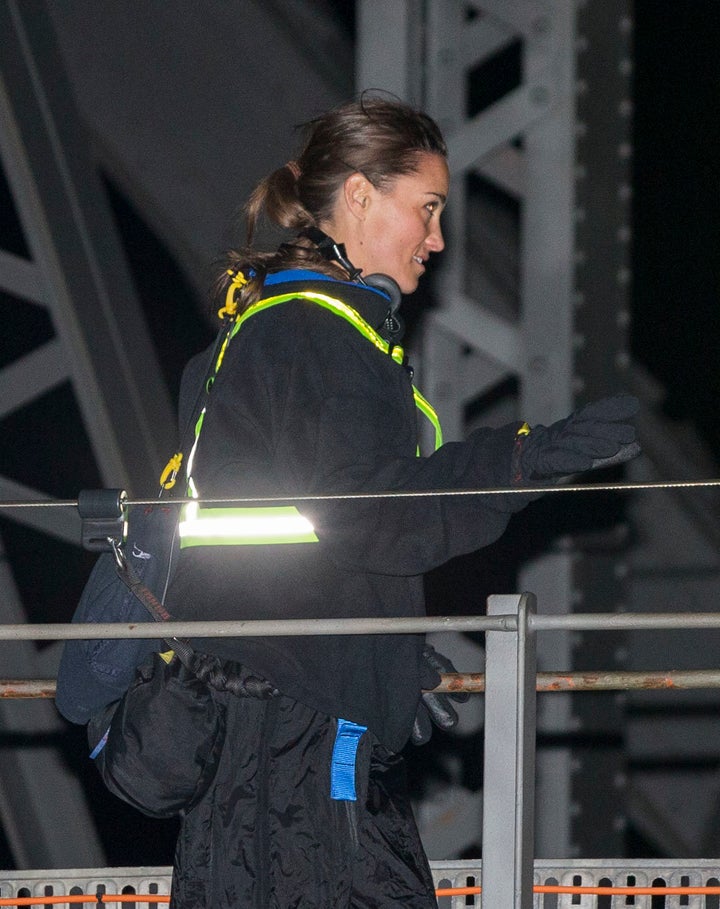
xmin=411 ymin=644 xmax=470 ymax=746
xmin=514 ymin=394 xmax=641 ymax=483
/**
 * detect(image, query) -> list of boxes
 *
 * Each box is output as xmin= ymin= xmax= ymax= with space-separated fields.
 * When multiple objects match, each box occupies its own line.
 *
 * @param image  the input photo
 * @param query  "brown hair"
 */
xmin=213 ymin=95 xmax=447 ymax=315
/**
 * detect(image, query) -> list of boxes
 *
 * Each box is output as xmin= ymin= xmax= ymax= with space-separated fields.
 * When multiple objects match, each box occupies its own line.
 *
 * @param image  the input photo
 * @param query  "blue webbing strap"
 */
xmin=330 ymin=718 xmax=367 ymax=801
xmin=89 ymin=726 xmax=110 ymax=759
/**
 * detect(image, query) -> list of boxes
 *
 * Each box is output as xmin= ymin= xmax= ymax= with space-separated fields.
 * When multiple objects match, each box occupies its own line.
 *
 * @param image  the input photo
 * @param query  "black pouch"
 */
xmin=88 ymin=652 xmax=226 ymax=819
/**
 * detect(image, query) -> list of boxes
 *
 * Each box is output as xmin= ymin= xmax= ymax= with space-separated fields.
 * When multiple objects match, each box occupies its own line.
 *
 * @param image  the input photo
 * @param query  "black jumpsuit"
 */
xmin=166 ymin=270 xmax=530 ymax=907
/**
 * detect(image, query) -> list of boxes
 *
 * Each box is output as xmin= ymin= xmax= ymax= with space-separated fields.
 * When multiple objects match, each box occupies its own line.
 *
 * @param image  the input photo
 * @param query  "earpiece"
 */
xmin=362 ymin=272 xmax=402 ymax=316
xmin=300 ymin=227 xmax=402 ymax=316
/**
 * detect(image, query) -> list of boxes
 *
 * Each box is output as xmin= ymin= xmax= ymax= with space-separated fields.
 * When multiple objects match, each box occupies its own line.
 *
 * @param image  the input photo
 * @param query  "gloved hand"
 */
xmin=411 ymin=644 xmax=469 ymax=746
xmin=514 ymin=394 xmax=641 ymax=484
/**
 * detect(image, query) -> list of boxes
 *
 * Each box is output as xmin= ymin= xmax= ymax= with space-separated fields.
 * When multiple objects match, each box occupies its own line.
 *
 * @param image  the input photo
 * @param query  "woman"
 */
xmin=165 ymin=96 xmax=638 ymax=908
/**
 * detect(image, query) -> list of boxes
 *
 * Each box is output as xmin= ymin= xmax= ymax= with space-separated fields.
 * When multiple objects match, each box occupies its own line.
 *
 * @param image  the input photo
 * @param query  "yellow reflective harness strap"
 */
xmin=227 ymin=291 xmax=443 ymax=453
xmin=413 ymin=387 xmax=443 ymax=452
xmin=180 ymin=288 xmax=444 ymax=549
xmin=179 ymin=504 xmax=318 ymax=548
xmin=229 ymin=291 xmax=396 ymax=360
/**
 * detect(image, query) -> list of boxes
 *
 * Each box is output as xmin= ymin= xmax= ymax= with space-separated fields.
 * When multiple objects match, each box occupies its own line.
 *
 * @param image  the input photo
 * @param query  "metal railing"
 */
xmin=4 ymin=595 xmax=720 ymax=905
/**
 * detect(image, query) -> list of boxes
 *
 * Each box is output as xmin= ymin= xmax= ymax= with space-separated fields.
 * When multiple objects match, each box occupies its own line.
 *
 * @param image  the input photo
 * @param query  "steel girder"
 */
xmin=356 ymin=0 xmax=633 ymax=858
xmin=0 ymin=0 xmax=175 ymax=866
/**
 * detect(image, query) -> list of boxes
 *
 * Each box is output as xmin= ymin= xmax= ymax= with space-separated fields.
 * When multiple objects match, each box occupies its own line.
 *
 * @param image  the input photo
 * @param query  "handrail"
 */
xmin=0 ymin=614 xmax=513 ymax=641
xmin=5 ymin=669 xmax=720 ymax=699
xmin=5 ymin=593 xmax=718 ymax=907
xmin=1 ymin=608 xmax=720 ymax=642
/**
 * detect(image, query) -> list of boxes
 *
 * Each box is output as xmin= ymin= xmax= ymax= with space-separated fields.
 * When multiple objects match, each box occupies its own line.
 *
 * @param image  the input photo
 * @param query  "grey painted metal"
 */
xmin=411 ymin=20 xmax=581 ymax=802
xmin=482 ymin=593 xmax=537 ymax=909
xmin=563 ymin=0 xmax=635 ymax=859
xmin=624 ymin=369 xmax=720 ymax=857
xmin=356 ymin=0 xmax=424 ymax=105
xmin=46 ymin=1 xmax=348 ymax=296
xmin=0 ymin=2 xmax=176 ymax=494
xmin=0 ymin=537 xmax=104 ymax=868
xmin=517 ymin=2 xmax=577 ymax=422
xmin=6 ymin=607 xmax=720 ymax=643
xmin=531 ymin=612 xmax=720 ymax=631
xmin=0 ymin=479 xmax=80 ymax=544
xmin=0 ymin=614 xmax=517 ymax=642
xmin=515 ymin=8 xmax=577 ymax=859
xmin=0 ymin=0 xmax=176 ymax=869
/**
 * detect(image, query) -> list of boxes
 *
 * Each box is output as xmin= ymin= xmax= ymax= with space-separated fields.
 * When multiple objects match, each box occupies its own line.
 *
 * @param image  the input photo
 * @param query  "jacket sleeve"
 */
xmin=198 ymin=301 xmax=535 ymax=577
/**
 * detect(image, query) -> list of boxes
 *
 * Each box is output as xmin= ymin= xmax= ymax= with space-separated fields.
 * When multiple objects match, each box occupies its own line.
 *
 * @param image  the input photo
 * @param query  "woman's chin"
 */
xmin=398 ymin=275 xmax=419 ymax=295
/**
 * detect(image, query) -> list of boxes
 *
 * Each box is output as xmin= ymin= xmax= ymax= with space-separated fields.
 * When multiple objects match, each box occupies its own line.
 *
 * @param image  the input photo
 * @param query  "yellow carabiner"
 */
xmin=217 ymin=269 xmax=249 ymax=320
xmin=159 ymin=452 xmax=183 ymax=490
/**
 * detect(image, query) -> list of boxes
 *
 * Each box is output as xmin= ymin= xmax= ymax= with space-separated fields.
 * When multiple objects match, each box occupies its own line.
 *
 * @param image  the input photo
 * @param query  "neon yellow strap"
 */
xmin=228 ymin=291 xmax=406 ymax=365
xmin=413 ymin=387 xmax=443 ymax=451
xmin=225 ymin=291 xmax=443 ymax=452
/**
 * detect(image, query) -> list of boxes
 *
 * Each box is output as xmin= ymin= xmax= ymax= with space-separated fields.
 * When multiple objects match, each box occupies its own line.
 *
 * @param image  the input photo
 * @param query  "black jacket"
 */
xmin=167 ymin=271 xmax=528 ymax=751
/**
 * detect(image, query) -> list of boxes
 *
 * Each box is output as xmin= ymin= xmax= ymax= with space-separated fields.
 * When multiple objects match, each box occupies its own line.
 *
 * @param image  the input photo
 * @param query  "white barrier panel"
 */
xmin=2 ymin=862 xmax=720 ymax=908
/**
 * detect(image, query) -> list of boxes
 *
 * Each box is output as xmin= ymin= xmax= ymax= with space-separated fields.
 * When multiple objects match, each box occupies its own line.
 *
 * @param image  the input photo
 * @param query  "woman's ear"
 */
xmin=343 ymin=172 xmax=371 ymax=221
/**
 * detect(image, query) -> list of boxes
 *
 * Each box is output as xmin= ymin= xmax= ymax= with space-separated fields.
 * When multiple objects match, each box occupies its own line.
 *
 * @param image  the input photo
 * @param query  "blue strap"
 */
xmin=330 ymin=718 xmax=367 ymax=801
xmin=89 ymin=726 xmax=110 ymax=759
xmin=264 ymin=269 xmax=390 ymax=301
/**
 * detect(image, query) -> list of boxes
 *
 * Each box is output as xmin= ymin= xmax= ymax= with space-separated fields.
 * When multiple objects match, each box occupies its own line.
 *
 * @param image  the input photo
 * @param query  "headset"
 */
xmin=301 ymin=226 xmax=403 ymax=320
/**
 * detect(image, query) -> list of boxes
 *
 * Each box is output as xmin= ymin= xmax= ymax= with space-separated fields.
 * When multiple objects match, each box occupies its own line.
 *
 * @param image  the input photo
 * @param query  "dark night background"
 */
xmin=0 ymin=1 xmax=718 ymax=868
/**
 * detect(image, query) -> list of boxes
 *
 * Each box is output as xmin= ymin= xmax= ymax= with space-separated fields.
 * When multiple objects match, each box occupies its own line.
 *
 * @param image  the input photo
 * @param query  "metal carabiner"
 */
xmin=110 ymin=537 xmax=127 ymax=571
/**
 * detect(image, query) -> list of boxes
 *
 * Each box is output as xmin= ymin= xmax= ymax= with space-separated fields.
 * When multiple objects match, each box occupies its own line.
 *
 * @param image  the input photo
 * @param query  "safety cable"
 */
xmin=1 ymin=476 xmax=720 ymax=512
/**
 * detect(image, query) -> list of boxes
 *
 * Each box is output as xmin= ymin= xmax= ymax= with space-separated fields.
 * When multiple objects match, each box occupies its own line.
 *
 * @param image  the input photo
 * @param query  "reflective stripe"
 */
xmin=179 ymin=504 xmax=318 ymax=548
xmin=184 ymin=407 xmax=206 ymax=493
xmin=229 ymin=292 xmax=443 ymax=453
xmin=229 ymin=291 xmax=402 ymax=365
xmin=413 ymin=387 xmax=443 ymax=451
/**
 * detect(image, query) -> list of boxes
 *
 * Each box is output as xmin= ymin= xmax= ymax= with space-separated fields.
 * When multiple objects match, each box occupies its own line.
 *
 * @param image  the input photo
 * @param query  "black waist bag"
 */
xmin=87 ymin=649 xmax=279 ymax=818
xmin=88 ymin=652 xmax=227 ymax=819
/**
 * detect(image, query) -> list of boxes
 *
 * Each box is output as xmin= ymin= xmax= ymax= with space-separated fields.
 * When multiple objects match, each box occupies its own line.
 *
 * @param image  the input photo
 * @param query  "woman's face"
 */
xmin=342 ymin=152 xmax=449 ymax=295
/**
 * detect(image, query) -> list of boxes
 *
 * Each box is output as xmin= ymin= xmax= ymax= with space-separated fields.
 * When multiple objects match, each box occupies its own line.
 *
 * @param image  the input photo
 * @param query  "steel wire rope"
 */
xmin=1 ymin=476 xmax=720 ymax=512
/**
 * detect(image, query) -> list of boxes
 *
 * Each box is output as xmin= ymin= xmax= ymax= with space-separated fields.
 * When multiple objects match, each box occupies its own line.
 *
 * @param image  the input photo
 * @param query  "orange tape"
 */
xmin=434 ymin=883 xmax=720 ymax=897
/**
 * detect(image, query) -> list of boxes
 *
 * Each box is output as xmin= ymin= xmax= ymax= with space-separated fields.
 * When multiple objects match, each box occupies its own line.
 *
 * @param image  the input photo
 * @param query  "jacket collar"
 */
xmin=262 ymin=270 xmax=394 ymax=335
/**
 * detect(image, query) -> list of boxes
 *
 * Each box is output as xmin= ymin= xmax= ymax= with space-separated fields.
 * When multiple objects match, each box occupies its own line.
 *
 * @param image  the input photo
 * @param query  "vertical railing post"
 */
xmin=482 ymin=592 xmax=538 ymax=908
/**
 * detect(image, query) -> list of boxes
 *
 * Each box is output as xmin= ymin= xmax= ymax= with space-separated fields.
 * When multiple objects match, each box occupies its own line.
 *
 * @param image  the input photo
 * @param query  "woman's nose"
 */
xmin=425 ymin=221 xmax=445 ymax=253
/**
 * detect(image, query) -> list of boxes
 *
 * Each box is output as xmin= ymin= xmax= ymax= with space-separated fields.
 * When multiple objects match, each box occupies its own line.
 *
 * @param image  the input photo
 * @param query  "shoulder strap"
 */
xmin=231 ymin=291 xmax=443 ymax=452
xmin=159 ymin=320 xmax=235 ymax=491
